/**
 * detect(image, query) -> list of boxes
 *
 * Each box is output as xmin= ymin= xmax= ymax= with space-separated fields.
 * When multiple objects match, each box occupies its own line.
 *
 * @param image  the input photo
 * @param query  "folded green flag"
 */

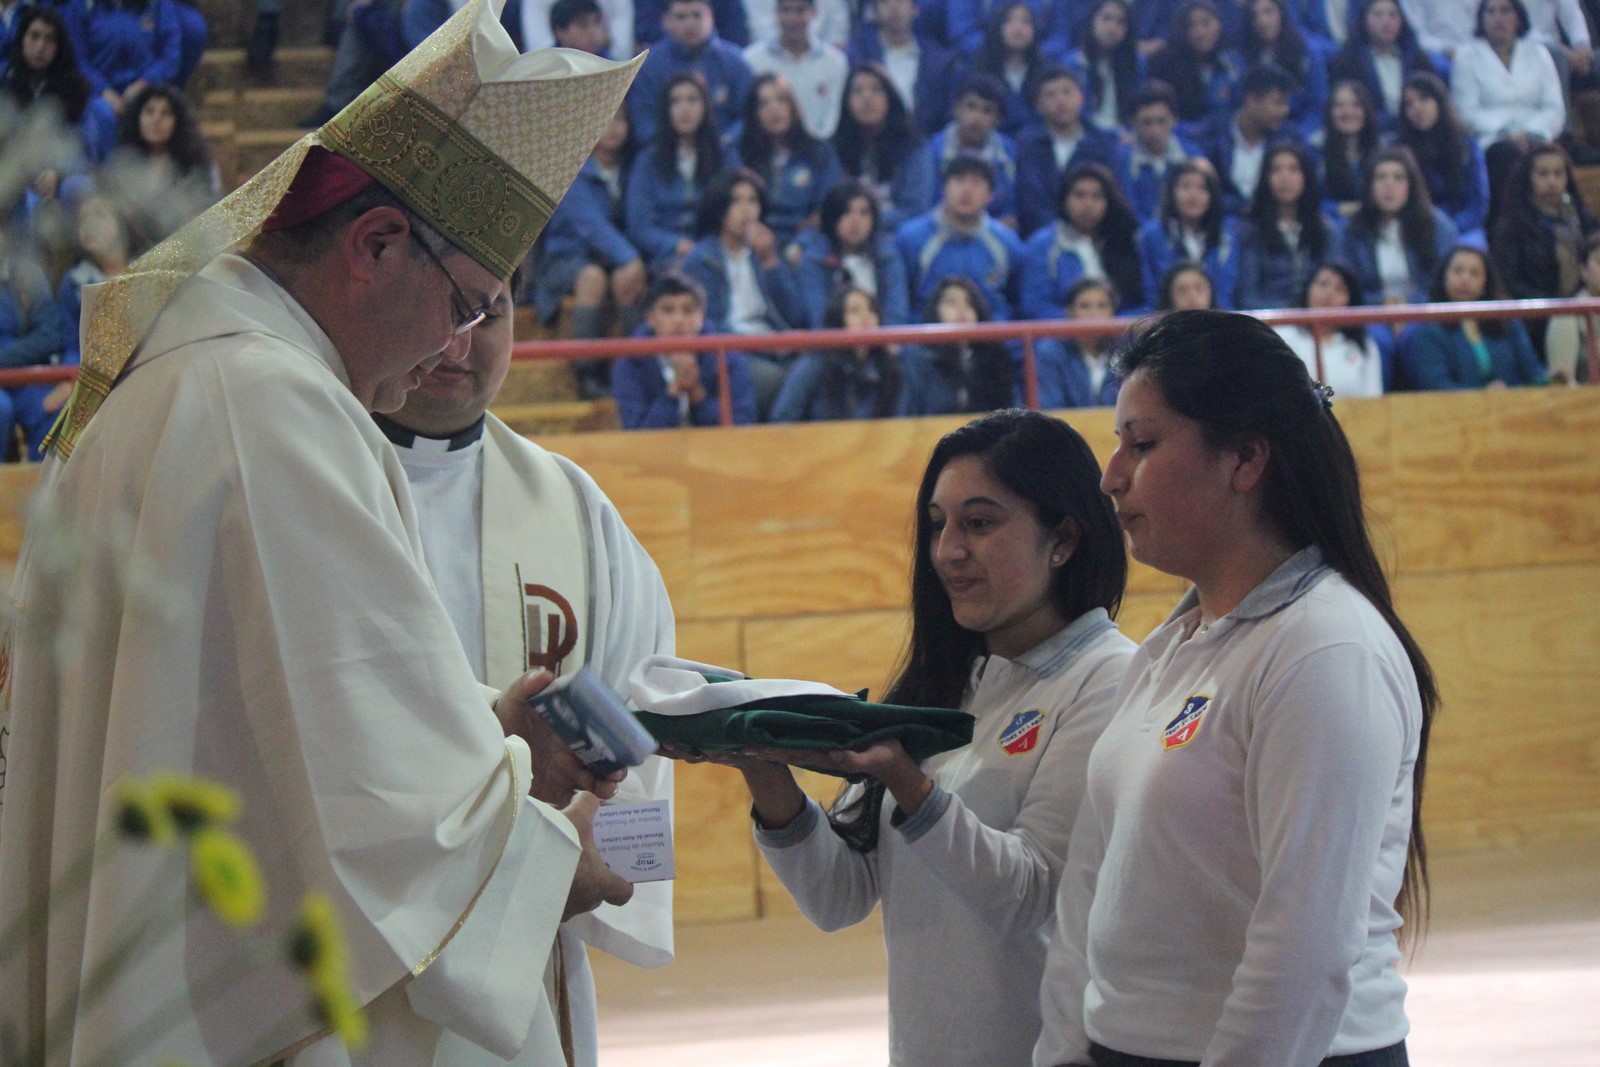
xmin=637 ymin=693 xmax=975 ymax=774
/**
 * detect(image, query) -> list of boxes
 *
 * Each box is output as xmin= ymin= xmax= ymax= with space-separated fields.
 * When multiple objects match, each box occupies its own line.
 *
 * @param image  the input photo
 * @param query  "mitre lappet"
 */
xmin=45 ymin=0 xmax=644 ymax=458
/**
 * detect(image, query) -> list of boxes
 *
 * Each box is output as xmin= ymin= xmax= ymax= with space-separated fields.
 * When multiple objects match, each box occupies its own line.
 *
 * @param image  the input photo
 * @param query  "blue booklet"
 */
xmin=527 ymin=666 xmax=659 ymax=775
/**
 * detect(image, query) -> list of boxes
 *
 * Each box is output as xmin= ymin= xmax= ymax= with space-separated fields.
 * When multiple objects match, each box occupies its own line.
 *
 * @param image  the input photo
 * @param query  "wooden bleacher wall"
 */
xmin=2 ymin=388 xmax=1597 ymax=924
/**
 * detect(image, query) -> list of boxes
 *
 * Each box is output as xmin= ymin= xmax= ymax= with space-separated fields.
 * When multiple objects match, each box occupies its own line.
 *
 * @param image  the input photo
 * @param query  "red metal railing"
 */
xmin=6 ymin=298 xmax=1599 ymax=427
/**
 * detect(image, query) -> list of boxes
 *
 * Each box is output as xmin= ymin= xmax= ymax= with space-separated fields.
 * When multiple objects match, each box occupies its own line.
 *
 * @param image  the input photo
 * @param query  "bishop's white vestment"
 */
xmin=0 ymin=255 xmax=581 ymax=1066
xmin=391 ymin=413 xmax=676 ymax=1067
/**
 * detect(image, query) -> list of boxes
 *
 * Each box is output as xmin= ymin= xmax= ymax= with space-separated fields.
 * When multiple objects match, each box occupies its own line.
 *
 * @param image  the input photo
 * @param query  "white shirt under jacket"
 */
xmin=0 ymin=255 xmax=579 ymax=1067
xmin=394 ymin=417 xmax=677 ymax=1067
xmin=1035 ymin=549 xmax=1421 ymax=1067
xmin=756 ymin=610 xmax=1135 ymax=1067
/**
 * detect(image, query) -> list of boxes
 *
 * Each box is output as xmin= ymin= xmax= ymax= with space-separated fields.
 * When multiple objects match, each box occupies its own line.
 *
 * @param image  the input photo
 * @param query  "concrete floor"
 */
xmin=593 ymin=840 xmax=1600 ymax=1066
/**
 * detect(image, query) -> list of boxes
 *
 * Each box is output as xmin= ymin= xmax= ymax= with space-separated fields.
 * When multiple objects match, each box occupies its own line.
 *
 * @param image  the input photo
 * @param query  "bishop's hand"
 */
xmin=494 ymin=670 xmax=625 ymax=805
xmin=561 ymin=792 xmax=634 ymax=920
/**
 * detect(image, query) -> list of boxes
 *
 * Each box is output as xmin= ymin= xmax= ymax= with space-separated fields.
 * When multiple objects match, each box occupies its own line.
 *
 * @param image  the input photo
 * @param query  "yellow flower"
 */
xmin=112 ymin=777 xmax=176 ymax=846
xmin=189 ymin=828 xmax=266 ymax=928
xmin=288 ymin=892 xmax=366 ymax=1049
xmin=151 ymin=775 xmax=240 ymax=834
xmin=310 ymin=972 xmax=369 ymax=1049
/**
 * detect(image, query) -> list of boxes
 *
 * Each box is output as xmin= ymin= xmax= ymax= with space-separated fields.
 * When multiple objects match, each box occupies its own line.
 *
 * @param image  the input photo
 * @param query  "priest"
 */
xmin=375 ymin=269 xmax=677 ymax=1067
xmin=0 ymin=2 xmax=648 ymax=1063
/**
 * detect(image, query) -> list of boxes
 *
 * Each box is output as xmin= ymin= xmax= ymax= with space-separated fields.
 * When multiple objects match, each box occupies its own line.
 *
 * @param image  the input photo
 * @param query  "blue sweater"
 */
xmin=543 ymin=157 xmax=639 ymax=269
xmin=1232 ymin=214 xmax=1334 ymax=310
xmin=61 ymin=0 xmax=181 ymax=94
xmin=895 ymin=208 xmax=1025 ymax=320
xmin=928 ymin=125 xmax=1020 ymax=224
xmin=1399 ymin=321 xmax=1547 ymax=390
xmin=896 ymin=340 xmax=1021 ymax=415
xmin=626 ymin=36 xmax=752 ymax=146
xmin=1034 ymin=337 xmax=1121 ymax=408
xmin=792 ymin=228 xmax=913 ymax=327
xmin=679 ymin=235 xmax=809 ymax=332
xmin=846 ymin=28 xmax=965 ymax=137
xmin=723 ymin=133 xmax=843 ymax=247
xmin=1111 ymin=134 xmax=1202 ymax=225
xmin=624 ymin=146 xmax=706 ymax=266
xmin=1 ymin=259 xmax=61 ymax=373
xmin=1136 ymin=215 xmax=1239 ymax=310
xmin=1013 ymin=122 xmax=1118 ymax=238
xmin=1335 ymin=207 xmax=1459 ymax=306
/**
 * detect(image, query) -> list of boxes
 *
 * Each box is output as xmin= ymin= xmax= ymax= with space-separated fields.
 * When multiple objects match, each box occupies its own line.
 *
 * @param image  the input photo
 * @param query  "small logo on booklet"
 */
xmin=1163 ymin=695 xmax=1211 ymax=750
xmin=999 ymin=710 xmax=1044 ymax=755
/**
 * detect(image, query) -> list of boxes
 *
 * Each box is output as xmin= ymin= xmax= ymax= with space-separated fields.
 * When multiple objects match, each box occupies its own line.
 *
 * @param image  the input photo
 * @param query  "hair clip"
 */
xmin=1312 ymin=381 xmax=1334 ymax=413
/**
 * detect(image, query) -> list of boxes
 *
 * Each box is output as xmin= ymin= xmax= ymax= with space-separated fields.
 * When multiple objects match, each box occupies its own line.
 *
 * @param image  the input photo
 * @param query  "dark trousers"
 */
xmin=1087 ymin=1040 xmax=1409 ymax=1067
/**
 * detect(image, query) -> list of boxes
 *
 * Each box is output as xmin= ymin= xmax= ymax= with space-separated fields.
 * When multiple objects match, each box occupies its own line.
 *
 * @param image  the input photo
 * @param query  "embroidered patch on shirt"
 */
xmin=999 ymin=710 xmax=1043 ymax=755
xmin=1163 ymin=695 xmax=1211 ymax=751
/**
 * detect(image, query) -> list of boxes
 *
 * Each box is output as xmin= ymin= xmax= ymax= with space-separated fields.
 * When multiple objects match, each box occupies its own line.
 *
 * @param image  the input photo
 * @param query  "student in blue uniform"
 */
xmin=612 ymin=271 xmax=760 ymax=428
xmin=1327 ymin=0 xmax=1437 ymax=131
xmin=1020 ymin=161 xmax=1143 ymax=319
xmin=898 ymin=275 xmax=1021 ymax=413
xmin=770 ymin=286 xmax=904 ymax=420
xmin=1146 ymin=0 xmax=1243 ymax=127
xmin=928 ymin=73 xmax=1021 ymax=228
xmin=59 ymin=0 xmax=181 ymax=116
xmin=1015 ymin=66 xmax=1119 ymax=237
xmin=831 ymin=63 xmax=936 ymax=233
xmin=1154 ymin=258 xmax=1220 ymax=309
xmin=971 ymin=0 xmax=1052 ymax=136
xmin=1231 ymin=0 xmax=1329 ymax=137
xmin=1035 ymin=276 xmax=1124 ymax=407
xmin=1112 ymin=81 xmax=1201 ymax=225
xmin=846 ymin=0 xmax=964 ymax=137
xmin=625 ymin=71 xmax=724 ymax=268
xmin=0 ymin=223 xmax=62 ymax=459
xmin=1233 ymin=139 xmax=1334 ymax=308
xmin=1335 ymin=144 xmax=1458 ymax=305
xmin=725 ymin=72 xmax=844 ymax=246
xmin=1396 ymin=72 xmax=1488 ymax=240
xmin=1059 ymin=0 xmax=1144 ymax=131
xmin=1316 ymin=79 xmax=1382 ymax=219
xmin=1137 ymin=159 xmax=1239 ymax=308
xmin=627 ymin=0 xmax=752 ymax=144
xmin=794 ymin=178 xmax=914 ymax=326
xmin=1199 ymin=59 xmax=1299 ymax=214
xmin=1401 ymin=244 xmax=1546 ymax=389
xmin=896 ymin=156 xmax=1026 ymax=319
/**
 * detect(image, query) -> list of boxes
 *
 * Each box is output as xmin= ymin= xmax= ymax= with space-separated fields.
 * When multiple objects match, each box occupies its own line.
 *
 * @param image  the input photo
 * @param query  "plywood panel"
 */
xmin=743 ymin=610 xmax=911 ymax=700
xmin=1398 ymin=564 xmax=1600 ymax=853
xmin=1389 ymin=390 xmax=1600 ymax=575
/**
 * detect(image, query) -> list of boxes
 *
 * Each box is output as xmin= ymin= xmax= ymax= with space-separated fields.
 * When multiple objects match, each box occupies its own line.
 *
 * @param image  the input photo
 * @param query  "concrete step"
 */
xmin=189 ymin=46 xmax=334 ymax=98
xmin=234 ymin=128 xmax=305 ymax=180
xmin=235 ymin=87 xmax=326 ymax=131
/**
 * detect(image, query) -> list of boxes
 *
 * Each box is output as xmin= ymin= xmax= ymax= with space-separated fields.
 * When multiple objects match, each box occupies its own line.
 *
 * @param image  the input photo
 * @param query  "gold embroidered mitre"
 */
xmin=45 ymin=0 xmax=643 ymax=459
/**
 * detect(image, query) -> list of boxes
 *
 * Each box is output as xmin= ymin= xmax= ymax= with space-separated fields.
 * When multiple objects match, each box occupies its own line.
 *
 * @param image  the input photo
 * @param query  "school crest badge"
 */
xmin=1000 ymin=710 xmax=1044 ymax=755
xmin=1163 ymin=694 xmax=1211 ymax=751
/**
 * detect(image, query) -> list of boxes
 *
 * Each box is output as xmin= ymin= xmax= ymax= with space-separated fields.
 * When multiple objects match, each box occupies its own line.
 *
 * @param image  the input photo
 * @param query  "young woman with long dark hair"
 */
xmin=1233 ymin=140 xmax=1334 ymax=309
xmin=1317 ymin=79 xmax=1382 ymax=217
xmin=1397 ymin=71 xmax=1489 ymax=237
xmin=1061 ymin=0 xmax=1143 ymax=130
xmin=830 ymin=62 xmax=934 ymax=232
xmin=98 ymin=82 xmax=217 ymax=242
xmin=769 ymin=285 xmax=903 ymax=420
xmin=1035 ymin=276 xmax=1126 ymax=408
xmin=898 ymin=276 xmax=1021 ymax=415
xmin=625 ymin=71 xmax=724 ymax=267
xmin=1020 ymin=162 xmax=1144 ymax=319
xmin=688 ymin=407 xmax=1133 ymax=1065
xmin=972 ymin=0 xmax=1049 ymax=136
xmin=1274 ymin=260 xmax=1388 ymax=398
xmin=793 ymin=178 xmax=912 ymax=326
xmin=728 ymin=72 xmax=844 ymax=246
xmin=1038 ymin=308 xmax=1438 ymax=1067
xmin=1336 ymin=144 xmax=1459 ymax=304
xmin=1136 ymin=159 xmax=1237 ymax=309
xmin=1233 ymin=0 xmax=1328 ymax=136
xmin=1328 ymin=0 xmax=1437 ymax=130
xmin=1146 ymin=0 xmax=1242 ymax=125
xmin=1402 ymin=244 xmax=1547 ymax=389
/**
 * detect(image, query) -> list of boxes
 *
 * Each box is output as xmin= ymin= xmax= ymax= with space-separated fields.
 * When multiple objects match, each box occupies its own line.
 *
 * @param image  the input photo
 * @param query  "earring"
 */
xmin=1050 ymin=554 xmax=1062 ymax=564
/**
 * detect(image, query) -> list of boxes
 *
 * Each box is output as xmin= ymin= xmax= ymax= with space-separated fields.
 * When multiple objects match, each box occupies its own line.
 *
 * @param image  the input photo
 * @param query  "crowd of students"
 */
xmin=5 ymin=0 xmax=1600 ymax=454
xmin=518 ymin=0 xmax=1600 ymax=427
xmin=1 ymin=0 xmax=219 ymax=458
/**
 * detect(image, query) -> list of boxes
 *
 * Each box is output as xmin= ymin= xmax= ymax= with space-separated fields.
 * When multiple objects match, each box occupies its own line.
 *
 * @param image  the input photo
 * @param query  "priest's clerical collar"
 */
xmin=372 ymin=412 xmax=485 ymax=453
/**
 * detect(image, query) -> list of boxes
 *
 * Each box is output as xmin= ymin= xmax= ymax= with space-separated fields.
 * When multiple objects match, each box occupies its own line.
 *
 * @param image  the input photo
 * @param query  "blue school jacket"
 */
xmin=60 ymin=0 xmax=181 ymax=94
xmin=1334 ymin=206 xmax=1459 ymax=306
xmin=1034 ymin=337 xmax=1122 ymax=407
xmin=1399 ymin=320 xmax=1547 ymax=390
xmin=626 ymin=35 xmax=752 ymax=145
xmin=624 ymin=147 xmax=706 ymax=266
xmin=792 ymin=228 xmax=913 ymax=327
xmin=1136 ymin=215 xmax=1239 ymax=309
xmin=1014 ymin=122 xmax=1119 ymax=238
xmin=679 ymin=235 xmax=810 ymax=332
xmin=895 ymin=208 xmax=1025 ymax=319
